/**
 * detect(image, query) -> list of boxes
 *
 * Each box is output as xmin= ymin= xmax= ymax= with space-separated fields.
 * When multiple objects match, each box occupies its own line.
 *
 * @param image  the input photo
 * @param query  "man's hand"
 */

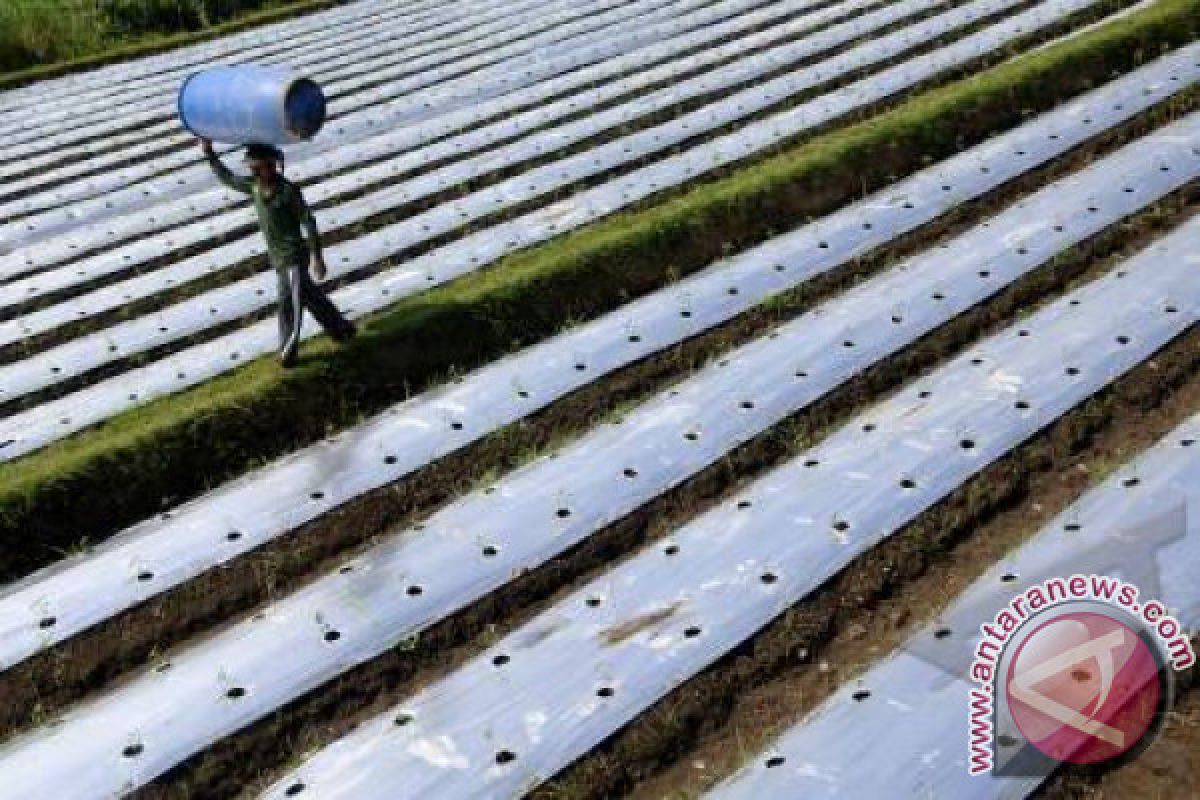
xmin=199 ymin=138 xmax=214 ymax=156
xmin=310 ymin=254 xmax=327 ymax=281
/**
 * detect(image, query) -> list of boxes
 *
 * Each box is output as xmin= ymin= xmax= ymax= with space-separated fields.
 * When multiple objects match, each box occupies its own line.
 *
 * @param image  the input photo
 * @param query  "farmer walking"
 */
xmin=200 ymin=138 xmax=356 ymax=367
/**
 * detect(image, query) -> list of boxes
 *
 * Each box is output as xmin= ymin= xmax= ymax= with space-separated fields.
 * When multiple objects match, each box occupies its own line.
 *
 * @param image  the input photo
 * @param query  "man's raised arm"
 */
xmin=199 ymin=138 xmax=252 ymax=194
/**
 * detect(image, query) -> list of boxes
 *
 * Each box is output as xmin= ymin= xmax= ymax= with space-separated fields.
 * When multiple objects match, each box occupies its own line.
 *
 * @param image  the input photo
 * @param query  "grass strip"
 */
xmin=1 ymin=0 xmax=1199 ymax=580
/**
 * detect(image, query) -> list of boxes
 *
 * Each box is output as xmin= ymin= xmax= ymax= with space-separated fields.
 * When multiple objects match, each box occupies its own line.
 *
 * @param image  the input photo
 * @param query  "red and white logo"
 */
xmin=1005 ymin=610 xmax=1161 ymax=765
xmin=965 ymin=575 xmax=1192 ymax=777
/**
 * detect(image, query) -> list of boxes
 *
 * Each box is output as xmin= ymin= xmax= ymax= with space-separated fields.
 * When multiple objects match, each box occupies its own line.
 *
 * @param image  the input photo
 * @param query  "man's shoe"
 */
xmin=280 ymin=350 xmax=299 ymax=368
xmin=334 ymin=322 xmax=357 ymax=343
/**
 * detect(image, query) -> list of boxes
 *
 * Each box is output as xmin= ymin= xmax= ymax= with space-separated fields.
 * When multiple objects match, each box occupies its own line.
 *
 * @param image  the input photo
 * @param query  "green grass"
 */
xmin=0 ymin=0 xmax=349 ymax=87
xmin=0 ymin=1 xmax=108 ymax=72
xmin=1 ymin=0 xmax=1197 ymax=578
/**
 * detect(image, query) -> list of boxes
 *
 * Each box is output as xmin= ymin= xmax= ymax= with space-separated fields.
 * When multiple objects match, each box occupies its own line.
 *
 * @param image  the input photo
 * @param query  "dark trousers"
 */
xmin=277 ymin=263 xmax=355 ymax=363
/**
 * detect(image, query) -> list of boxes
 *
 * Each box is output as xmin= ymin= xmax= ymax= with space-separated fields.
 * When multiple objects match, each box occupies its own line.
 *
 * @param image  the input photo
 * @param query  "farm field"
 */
xmin=0 ymin=0 xmax=1197 ymax=797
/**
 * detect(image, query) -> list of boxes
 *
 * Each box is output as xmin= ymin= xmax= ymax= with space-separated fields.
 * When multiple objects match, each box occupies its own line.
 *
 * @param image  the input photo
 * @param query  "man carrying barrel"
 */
xmin=200 ymin=138 xmax=356 ymax=367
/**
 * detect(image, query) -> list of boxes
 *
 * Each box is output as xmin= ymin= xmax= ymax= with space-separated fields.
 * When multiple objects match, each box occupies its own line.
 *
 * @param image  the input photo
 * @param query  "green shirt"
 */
xmin=206 ymin=151 xmax=322 ymax=270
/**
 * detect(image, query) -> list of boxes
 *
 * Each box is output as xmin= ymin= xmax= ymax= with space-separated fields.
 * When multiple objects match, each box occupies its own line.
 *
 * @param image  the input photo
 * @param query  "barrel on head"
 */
xmin=178 ymin=65 xmax=326 ymax=145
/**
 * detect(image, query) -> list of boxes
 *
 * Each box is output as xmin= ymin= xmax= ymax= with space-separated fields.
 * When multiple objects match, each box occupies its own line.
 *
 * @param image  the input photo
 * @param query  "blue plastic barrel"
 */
xmin=178 ymin=65 xmax=326 ymax=145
